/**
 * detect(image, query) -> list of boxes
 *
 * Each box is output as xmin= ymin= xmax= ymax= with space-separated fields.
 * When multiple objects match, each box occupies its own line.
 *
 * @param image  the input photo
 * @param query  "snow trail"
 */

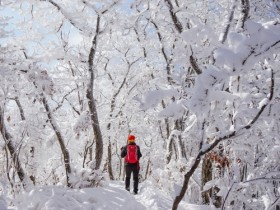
xmin=9 ymin=181 xmax=217 ymax=210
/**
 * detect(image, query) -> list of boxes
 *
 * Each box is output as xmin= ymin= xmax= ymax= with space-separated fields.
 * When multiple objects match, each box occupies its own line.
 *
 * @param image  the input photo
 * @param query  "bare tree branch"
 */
xmin=41 ymin=0 xmax=87 ymax=33
xmin=221 ymin=3 xmax=237 ymax=44
xmin=52 ymin=87 xmax=79 ymax=112
xmin=242 ymin=40 xmax=280 ymax=65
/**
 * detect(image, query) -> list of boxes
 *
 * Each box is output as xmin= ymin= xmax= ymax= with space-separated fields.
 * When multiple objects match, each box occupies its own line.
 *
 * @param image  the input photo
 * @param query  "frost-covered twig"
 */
xmin=222 ymin=172 xmax=280 ymax=210
xmin=52 ymin=87 xmax=79 ymax=113
xmin=221 ymin=181 xmax=236 ymax=210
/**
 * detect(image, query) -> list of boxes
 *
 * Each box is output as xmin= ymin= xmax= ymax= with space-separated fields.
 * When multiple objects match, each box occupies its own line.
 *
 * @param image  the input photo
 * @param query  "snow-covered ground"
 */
xmin=3 ymin=181 xmax=218 ymax=210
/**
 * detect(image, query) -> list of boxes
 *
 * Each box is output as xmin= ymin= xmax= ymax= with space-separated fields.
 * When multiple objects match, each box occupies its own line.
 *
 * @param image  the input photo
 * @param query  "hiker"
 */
xmin=121 ymin=134 xmax=142 ymax=194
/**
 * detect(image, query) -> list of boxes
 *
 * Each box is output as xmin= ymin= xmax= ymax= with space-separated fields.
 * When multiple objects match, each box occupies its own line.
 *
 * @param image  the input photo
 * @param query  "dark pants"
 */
xmin=125 ymin=163 xmax=139 ymax=193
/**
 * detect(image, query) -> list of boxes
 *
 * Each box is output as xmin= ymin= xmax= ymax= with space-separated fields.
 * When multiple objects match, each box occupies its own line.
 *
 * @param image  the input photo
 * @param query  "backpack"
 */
xmin=125 ymin=145 xmax=138 ymax=163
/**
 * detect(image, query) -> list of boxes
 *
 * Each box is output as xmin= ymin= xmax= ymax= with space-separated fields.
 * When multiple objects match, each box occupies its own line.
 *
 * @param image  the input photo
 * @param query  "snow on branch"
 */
xmin=214 ymin=21 xmax=280 ymax=71
xmin=172 ymin=68 xmax=275 ymax=210
xmin=42 ymin=0 xmax=94 ymax=35
xmin=200 ymin=69 xmax=274 ymax=155
xmin=139 ymin=88 xmax=180 ymax=111
xmin=221 ymin=170 xmax=280 ymax=210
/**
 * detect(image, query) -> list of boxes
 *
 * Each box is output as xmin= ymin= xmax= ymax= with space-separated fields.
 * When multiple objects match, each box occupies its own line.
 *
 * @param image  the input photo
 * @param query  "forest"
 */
xmin=0 ymin=0 xmax=279 ymax=209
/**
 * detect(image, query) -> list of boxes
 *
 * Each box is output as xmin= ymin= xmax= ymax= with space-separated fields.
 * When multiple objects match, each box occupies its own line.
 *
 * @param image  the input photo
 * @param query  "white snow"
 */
xmin=6 ymin=181 xmax=217 ymax=210
xmin=140 ymin=88 xmax=179 ymax=111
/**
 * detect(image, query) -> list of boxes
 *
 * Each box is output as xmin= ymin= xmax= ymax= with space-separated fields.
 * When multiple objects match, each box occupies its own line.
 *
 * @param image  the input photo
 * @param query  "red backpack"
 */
xmin=125 ymin=145 xmax=138 ymax=163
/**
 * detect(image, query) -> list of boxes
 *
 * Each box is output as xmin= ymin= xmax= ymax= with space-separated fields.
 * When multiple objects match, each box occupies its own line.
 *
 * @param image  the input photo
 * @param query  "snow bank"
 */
xmin=7 ymin=181 xmax=218 ymax=210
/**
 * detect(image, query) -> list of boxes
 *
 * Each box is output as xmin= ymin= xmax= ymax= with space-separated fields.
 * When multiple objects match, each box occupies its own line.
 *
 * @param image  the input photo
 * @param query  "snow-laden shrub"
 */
xmin=69 ymin=163 xmax=103 ymax=188
xmin=148 ymin=158 xmax=201 ymax=203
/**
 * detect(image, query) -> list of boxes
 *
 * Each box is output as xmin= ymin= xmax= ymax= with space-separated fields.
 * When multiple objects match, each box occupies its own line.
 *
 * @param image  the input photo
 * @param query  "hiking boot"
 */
xmin=125 ymin=188 xmax=130 ymax=192
xmin=133 ymin=191 xmax=138 ymax=195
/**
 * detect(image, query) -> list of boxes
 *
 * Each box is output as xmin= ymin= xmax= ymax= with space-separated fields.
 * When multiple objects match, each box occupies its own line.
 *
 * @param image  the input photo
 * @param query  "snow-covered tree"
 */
xmin=0 ymin=0 xmax=279 ymax=210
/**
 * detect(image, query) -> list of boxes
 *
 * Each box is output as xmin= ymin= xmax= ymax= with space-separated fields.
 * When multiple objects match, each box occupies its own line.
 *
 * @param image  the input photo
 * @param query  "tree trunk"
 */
xmin=107 ymin=140 xmax=114 ymax=180
xmin=42 ymin=96 xmax=72 ymax=187
xmin=145 ymin=159 xmax=151 ymax=180
xmin=0 ymin=106 xmax=27 ymax=189
xmin=175 ymin=119 xmax=187 ymax=159
xmin=166 ymin=137 xmax=174 ymax=164
xmin=86 ymin=15 xmax=103 ymax=170
xmin=172 ymin=155 xmax=202 ymax=210
xmin=201 ymin=156 xmax=212 ymax=204
xmin=239 ymin=0 xmax=250 ymax=30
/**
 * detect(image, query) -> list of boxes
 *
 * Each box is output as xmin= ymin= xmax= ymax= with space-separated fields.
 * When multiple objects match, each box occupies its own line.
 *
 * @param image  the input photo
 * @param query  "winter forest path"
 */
xmin=10 ymin=180 xmax=215 ymax=210
xmin=90 ymin=181 xmax=214 ymax=210
xmin=107 ymin=181 xmax=174 ymax=210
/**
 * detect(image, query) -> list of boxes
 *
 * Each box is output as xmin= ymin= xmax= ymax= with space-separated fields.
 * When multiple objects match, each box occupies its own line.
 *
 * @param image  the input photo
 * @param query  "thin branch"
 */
xmin=189 ymin=48 xmax=202 ymax=75
xmin=243 ymin=40 xmax=280 ymax=65
xmin=42 ymin=0 xmax=87 ymax=33
xmin=244 ymin=69 xmax=274 ymax=129
xmin=52 ymin=87 xmax=79 ymax=112
xmin=7 ymin=97 xmax=26 ymax=120
xmin=221 ymin=181 xmax=235 ymax=210
xmin=221 ymin=3 xmax=237 ymax=44
xmin=268 ymin=197 xmax=280 ymax=210
xmin=222 ymin=176 xmax=280 ymax=210
xmin=150 ymin=20 xmax=173 ymax=85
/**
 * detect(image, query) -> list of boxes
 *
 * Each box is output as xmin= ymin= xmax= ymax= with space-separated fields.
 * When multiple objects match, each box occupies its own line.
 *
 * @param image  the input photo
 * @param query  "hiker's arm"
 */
xmin=137 ymin=146 xmax=142 ymax=159
xmin=121 ymin=146 xmax=127 ymax=158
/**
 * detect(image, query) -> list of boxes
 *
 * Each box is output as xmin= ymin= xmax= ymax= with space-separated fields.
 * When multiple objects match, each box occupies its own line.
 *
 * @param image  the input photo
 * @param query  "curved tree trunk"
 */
xmin=42 ymin=95 xmax=72 ymax=187
xmin=86 ymin=15 xmax=103 ymax=170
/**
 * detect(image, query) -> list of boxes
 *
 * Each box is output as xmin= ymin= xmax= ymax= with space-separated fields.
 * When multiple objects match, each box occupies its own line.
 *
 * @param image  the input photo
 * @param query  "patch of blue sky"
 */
xmin=0 ymin=6 xmax=18 ymax=33
xmin=0 ymin=3 xmax=33 ymax=45
xmin=119 ymin=0 xmax=134 ymax=15
xmin=207 ymin=0 xmax=223 ymax=14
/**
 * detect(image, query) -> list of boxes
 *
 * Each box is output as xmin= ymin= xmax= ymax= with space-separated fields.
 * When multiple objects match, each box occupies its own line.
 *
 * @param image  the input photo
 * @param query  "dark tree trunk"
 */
xmin=42 ymin=96 xmax=72 ymax=187
xmin=239 ymin=0 xmax=250 ymax=30
xmin=0 ymin=106 xmax=27 ymax=189
xmin=166 ymin=138 xmax=174 ymax=164
xmin=107 ymin=140 xmax=114 ymax=180
xmin=86 ymin=15 xmax=103 ymax=170
xmin=201 ymin=157 xmax=212 ymax=204
xmin=145 ymin=159 xmax=151 ymax=180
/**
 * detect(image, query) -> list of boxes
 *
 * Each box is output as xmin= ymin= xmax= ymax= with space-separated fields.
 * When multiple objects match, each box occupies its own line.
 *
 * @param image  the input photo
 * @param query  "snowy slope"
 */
xmin=7 ymin=181 xmax=217 ymax=210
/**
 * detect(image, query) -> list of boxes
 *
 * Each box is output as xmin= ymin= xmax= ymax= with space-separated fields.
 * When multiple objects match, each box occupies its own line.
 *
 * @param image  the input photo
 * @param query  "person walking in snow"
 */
xmin=121 ymin=134 xmax=142 ymax=194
